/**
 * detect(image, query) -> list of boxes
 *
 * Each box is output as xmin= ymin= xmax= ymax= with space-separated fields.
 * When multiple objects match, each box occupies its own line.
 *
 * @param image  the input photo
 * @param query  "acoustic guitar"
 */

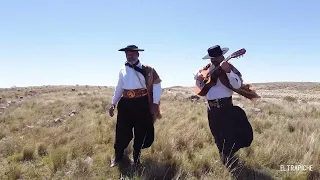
xmin=194 ymin=48 xmax=246 ymax=96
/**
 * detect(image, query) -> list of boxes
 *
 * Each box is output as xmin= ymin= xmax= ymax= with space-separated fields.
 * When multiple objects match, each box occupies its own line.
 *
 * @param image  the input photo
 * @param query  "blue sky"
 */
xmin=1 ymin=0 xmax=319 ymax=88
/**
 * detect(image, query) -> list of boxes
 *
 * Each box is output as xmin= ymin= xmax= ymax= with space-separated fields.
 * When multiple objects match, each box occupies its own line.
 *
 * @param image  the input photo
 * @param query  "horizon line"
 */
xmin=1 ymin=81 xmax=320 ymax=89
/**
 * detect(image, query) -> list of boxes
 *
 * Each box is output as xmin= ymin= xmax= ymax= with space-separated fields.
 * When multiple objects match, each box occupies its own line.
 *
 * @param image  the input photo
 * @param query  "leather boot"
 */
xmin=110 ymin=158 xmax=121 ymax=167
xmin=110 ymin=151 xmax=124 ymax=168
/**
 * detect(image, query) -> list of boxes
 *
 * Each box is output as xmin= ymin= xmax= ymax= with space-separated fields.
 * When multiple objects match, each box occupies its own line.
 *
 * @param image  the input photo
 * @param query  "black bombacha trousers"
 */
xmin=207 ymin=98 xmax=253 ymax=166
xmin=114 ymin=95 xmax=154 ymax=162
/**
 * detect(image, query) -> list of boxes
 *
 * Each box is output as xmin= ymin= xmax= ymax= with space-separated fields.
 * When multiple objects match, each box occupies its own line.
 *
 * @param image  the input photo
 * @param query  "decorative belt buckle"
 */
xmin=209 ymin=100 xmax=220 ymax=108
xmin=216 ymin=101 xmax=221 ymax=108
xmin=126 ymin=90 xmax=136 ymax=98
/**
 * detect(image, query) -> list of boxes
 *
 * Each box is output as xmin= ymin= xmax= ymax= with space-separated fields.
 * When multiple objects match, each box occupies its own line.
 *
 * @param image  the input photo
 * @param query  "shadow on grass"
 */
xmin=117 ymin=156 xmax=178 ymax=180
xmin=307 ymin=170 xmax=320 ymax=180
xmin=231 ymin=164 xmax=274 ymax=180
xmin=228 ymin=158 xmax=274 ymax=180
xmin=115 ymin=153 xmax=276 ymax=180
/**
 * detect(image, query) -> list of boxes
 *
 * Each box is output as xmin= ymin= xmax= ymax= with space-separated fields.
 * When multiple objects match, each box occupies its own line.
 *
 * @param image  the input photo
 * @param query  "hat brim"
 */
xmin=202 ymin=47 xmax=229 ymax=59
xmin=118 ymin=48 xmax=144 ymax=52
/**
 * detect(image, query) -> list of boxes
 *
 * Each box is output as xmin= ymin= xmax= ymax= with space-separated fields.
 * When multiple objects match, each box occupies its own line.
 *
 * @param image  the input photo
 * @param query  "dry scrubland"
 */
xmin=0 ymin=82 xmax=320 ymax=180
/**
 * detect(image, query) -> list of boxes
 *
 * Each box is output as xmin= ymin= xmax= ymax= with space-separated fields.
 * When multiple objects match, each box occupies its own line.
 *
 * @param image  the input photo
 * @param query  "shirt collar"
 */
xmin=126 ymin=59 xmax=142 ymax=68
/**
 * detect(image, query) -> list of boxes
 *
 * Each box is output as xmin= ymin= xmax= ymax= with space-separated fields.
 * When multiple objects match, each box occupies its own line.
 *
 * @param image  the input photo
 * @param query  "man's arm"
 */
xmin=111 ymin=71 xmax=124 ymax=106
xmin=226 ymin=70 xmax=242 ymax=89
xmin=149 ymin=67 xmax=162 ymax=104
xmin=152 ymin=83 xmax=162 ymax=104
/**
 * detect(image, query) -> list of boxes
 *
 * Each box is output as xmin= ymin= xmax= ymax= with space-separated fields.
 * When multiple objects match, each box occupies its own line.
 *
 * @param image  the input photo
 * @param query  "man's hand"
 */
xmin=151 ymin=103 xmax=159 ymax=117
xmin=109 ymin=105 xmax=115 ymax=117
xmin=220 ymin=61 xmax=231 ymax=73
xmin=197 ymin=74 xmax=205 ymax=81
xmin=197 ymin=70 xmax=205 ymax=81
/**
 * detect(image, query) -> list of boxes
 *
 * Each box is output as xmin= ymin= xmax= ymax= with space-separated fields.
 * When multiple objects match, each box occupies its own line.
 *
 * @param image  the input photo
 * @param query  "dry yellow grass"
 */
xmin=0 ymin=83 xmax=319 ymax=180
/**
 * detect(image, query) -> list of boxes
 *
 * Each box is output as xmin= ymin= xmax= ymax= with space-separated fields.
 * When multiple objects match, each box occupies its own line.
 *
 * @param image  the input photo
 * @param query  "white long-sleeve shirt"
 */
xmin=193 ymin=64 xmax=241 ymax=100
xmin=111 ymin=61 xmax=162 ymax=105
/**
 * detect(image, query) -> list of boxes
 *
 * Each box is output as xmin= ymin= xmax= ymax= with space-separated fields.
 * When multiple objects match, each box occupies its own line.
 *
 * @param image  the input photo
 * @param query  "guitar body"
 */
xmin=195 ymin=68 xmax=214 ymax=96
xmin=194 ymin=48 xmax=247 ymax=96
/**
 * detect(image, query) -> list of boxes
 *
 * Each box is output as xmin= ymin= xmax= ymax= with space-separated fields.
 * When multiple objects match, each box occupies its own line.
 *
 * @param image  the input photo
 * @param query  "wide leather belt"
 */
xmin=208 ymin=96 xmax=233 ymax=108
xmin=123 ymin=89 xmax=148 ymax=98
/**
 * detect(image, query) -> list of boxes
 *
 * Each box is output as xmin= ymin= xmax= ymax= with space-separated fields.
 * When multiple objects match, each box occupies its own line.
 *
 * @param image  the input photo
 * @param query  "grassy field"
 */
xmin=0 ymin=82 xmax=320 ymax=180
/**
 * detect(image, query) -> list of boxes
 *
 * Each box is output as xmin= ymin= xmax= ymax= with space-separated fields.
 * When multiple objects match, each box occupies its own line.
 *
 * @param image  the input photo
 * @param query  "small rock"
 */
xmin=253 ymin=108 xmax=261 ymax=112
xmin=69 ymin=110 xmax=77 ymax=116
xmin=0 ymin=107 xmax=6 ymax=113
xmin=71 ymin=88 xmax=76 ymax=91
xmin=19 ymin=96 xmax=23 ymax=99
xmin=85 ymin=157 xmax=93 ymax=166
xmin=54 ymin=118 xmax=62 ymax=123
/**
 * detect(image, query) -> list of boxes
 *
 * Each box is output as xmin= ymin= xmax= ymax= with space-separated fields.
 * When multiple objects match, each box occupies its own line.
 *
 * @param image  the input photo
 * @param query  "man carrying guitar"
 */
xmin=194 ymin=45 xmax=260 ymax=172
xmin=108 ymin=45 xmax=162 ymax=167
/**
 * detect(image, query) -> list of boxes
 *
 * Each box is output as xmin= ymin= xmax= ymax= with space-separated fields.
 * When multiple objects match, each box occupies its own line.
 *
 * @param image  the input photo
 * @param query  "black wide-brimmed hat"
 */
xmin=118 ymin=45 xmax=144 ymax=52
xmin=202 ymin=45 xmax=229 ymax=59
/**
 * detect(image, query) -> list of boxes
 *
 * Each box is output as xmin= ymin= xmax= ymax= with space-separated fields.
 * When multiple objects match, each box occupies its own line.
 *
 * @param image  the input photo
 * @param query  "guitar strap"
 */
xmin=125 ymin=63 xmax=145 ymax=76
xmin=125 ymin=62 xmax=147 ymax=88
